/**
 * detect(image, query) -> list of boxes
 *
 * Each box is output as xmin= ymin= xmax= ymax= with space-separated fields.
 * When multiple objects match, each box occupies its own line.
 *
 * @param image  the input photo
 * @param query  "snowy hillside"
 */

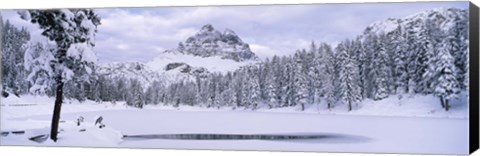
xmin=364 ymin=7 xmax=467 ymax=35
xmin=97 ymin=62 xmax=161 ymax=86
xmin=146 ymin=52 xmax=258 ymax=83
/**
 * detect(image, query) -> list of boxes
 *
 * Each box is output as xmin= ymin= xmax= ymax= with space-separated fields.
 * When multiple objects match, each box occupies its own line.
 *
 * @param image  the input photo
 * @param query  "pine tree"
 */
xmin=319 ymin=43 xmax=336 ymax=109
xmin=337 ymin=41 xmax=362 ymax=111
xmin=391 ymin=27 xmax=409 ymax=95
xmin=2 ymin=20 xmax=31 ymax=95
xmin=293 ymin=53 xmax=308 ymax=111
xmin=308 ymin=41 xmax=320 ymax=104
xmin=421 ymin=19 xmax=443 ymax=94
xmin=264 ymin=63 xmax=277 ymax=109
xmin=372 ymin=34 xmax=390 ymax=100
xmin=250 ymin=70 xmax=260 ymax=110
xmin=362 ymin=34 xmax=377 ymax=99
xmin=434 ymin=39 xmax=459 ymax=111
xmin=281 ymin=57 xmax=293 ymax=107
xmin=24 ymin=41 xmax=55 ymax=95
xmin=222 ymin=72 xmax=237 ymax=108
xmin=350 ymin=37 xmax=366 ymax=99
xmin=448 ymin=19 xmax=469 ymax=90
xmin=20 ymin=9 xmax=101 ymax=142
xmin=414 ymin=24 xmax=434 ymax=94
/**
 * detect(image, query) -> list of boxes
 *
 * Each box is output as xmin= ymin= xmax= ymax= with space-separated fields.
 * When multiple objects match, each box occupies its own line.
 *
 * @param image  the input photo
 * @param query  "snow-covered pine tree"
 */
xmin=20 ymin=9 xmax=101 ymax=142
xmin=293 ymin=52 xmax=308 ymax=111
xmin=271 ymin=55 xmax=284 ymax=107
xmin=222 ymin=72 xmax=237 ymax=108
xmin=362 ymin=34 xmax=376 ymax=99
xmin=384 ymin=33 xmax=397 ymax=94
xmin=433 ymin=39 xmax=460 ymax=111
xmin=90 ymin=75 xmax=101 ymax=103
xmin=413 ymin=23 xmax=434 ymax=94
xmin=391 ymin=26 xmax=409 ymax=95
xmin=145 ymin=84 xmax=156 ymax=105
xmin=207 ymin=75 xmax=217 ymax=108
xmin=97 ymin=75 xmax=109 ymax=101
xmin=214 ymin=74 xmax=223 ymax=109
xmin=404 ymin=21 xmax=420 ymax=95
xmin=372 ymin=34 xmax=390 ymax=100
xmin=238 ymin=68 xmax=250 ymax=108
xmin=232 ymin=71 xmax=244 ymax=109
xmin=337 ymin=41 xmax=362 ymax=111
xmin=281 ymin=56 xmax=293 ymax=107
xmin=264 ymin=61 xmax=277 ymax=109
xmin=126 ymin=78 xmax=144 ymax=108
xmin=200 ymin=77 xmax=210 ymax=105
xmin=307 ymin=41 xmax=320 ymax=104
xmin=2 ymin=20 xmax=31 ymax=96
xmin=319 ymin=43 xmax=336 ymax=109
xmin=250 ymin=67 xmax=261 ymax=110
xmin=422 ymin=19 xmax=446 ymax=95
xmin=24 ymin=41 xmax=55 ymax=95
xmin=151 ymin=80 xmax=164 ymax=105
xmin=447 ymin=18 xmax=469 ymax=90
xmin=194 ymin=75 xmax=202 ymax=105
xmin=180 ymin=81 xmax=196 ymax=106
xmin=350 ymin=37 xmax=365 ymax=99
xmin=116 ymin=77 xmax=128 ymax=102
xmin=257 ymin=62 xmax=267 ymax=102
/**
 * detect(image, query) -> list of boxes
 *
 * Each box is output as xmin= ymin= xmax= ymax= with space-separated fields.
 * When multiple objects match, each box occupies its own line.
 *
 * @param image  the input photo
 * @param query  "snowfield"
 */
xmin=0 ymin=94 xmax=469 ymax=155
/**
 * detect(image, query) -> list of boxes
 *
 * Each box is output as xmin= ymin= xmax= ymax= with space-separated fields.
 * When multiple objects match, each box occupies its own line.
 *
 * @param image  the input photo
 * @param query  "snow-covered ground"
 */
xmin=0 ymin=94 xmax=469 ymax=155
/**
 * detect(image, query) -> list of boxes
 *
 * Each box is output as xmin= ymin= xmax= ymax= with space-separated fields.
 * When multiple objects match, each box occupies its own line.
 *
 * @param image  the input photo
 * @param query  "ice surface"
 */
xmin=0 ymin=94 xmax=468 ymax=154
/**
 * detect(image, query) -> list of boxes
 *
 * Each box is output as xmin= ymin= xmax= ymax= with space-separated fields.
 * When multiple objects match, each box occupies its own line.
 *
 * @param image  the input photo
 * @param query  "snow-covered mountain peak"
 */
xmin=99 ymin=25 xmax=260 ymax=85
xmin=199 ymin=24 xmax=216 ymax=33
xmin=364 ymin=7 xmax=467 ymax=35
xmin=177 ymin=24 xmax=259 ymax=62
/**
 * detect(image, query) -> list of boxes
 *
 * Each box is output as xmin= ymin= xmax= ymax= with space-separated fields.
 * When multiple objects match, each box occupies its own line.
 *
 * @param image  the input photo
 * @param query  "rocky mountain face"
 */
xmin=174 ymin=24 xmax=259 ymax=62
xmin=363 ymin=7 xmax=467 ymax=36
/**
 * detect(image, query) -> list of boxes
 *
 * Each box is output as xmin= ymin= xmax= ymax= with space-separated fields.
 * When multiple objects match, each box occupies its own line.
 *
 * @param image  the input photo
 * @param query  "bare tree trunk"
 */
xmin=50 ymin=76 xmax=64 ymax=142
xmin=348 ymin=100 xmax=352 ymax=112
xmin=440 ymin=96 xmax=445 ymax=108
xmin=445 ymin=99 xmax=450 ymax=111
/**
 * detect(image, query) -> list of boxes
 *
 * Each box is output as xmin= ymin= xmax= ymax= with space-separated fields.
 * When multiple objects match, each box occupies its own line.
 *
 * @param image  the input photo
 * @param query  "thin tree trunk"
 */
xmin=445 ymin=99 xmax=450 ymax=111
xmin=348 ymin=100 xmax=352 ymax=112
xmin=440 ymin=96 xmax=445 ymax=108
xmin=50 ymin=76 xmax=64 ymax=142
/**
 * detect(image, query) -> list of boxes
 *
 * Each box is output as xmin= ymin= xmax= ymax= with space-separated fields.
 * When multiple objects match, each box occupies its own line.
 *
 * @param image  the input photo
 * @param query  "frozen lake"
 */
xmin=2 ymin=108 xmax=468 ymax=155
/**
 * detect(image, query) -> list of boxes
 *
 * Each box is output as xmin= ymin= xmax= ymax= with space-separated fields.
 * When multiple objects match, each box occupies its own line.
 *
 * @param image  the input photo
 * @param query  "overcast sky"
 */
xmin=1 ymin=1 xmax=468 ymax=63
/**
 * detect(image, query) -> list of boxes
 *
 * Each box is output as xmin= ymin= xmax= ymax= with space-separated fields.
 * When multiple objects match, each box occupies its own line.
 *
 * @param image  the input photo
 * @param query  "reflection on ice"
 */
xmin=123 ymin=132 xmax=371 ymax=144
